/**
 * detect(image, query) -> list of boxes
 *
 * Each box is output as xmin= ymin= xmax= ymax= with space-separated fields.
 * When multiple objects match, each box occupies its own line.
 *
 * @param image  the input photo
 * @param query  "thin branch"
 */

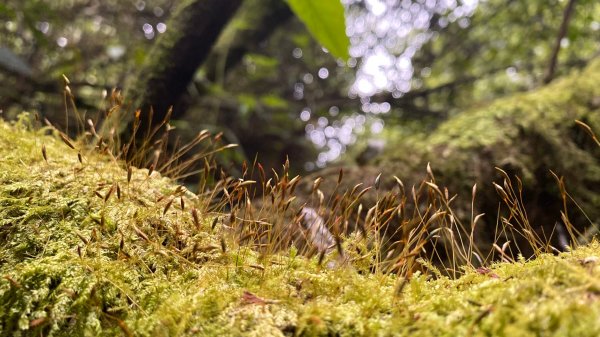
xmin=543 ymin=0 xmax=577 ymax=84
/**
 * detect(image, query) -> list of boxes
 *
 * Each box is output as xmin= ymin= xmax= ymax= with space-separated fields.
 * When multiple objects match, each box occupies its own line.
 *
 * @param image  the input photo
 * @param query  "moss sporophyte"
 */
xmin=1 ymin=59 xmax=600 ymax=336
xmin=1 ymin=114 xmax=600 ymax=336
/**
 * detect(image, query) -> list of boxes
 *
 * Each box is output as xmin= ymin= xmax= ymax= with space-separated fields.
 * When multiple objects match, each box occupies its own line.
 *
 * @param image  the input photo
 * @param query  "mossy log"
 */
xmin=0 ymin=94 xmax=600 ymax=336
xmin=1 ymin=111 xmax=600 ymax=335
xmin=300 ymin=59 xmax=600 ymax=260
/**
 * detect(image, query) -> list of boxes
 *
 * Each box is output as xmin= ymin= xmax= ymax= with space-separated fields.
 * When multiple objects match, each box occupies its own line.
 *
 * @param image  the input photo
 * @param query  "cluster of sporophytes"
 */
xmin=0 ymin=80 xmax=599 ymax=336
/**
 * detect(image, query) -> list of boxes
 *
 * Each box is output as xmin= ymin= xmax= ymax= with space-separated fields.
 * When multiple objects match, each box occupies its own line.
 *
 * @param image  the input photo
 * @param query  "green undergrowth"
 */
xmin=2 ymin=116 xmax=600 ymax=336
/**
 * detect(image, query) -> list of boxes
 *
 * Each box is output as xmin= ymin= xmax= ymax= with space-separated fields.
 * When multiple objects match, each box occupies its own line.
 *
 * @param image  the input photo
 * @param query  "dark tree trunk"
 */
xmin=124 ymin=0 xmax=242 ymax=136
xmin=543 ymin=0 xmax=577 ymax=84
xmin=203 ymin=0 xmax=293 ymax=83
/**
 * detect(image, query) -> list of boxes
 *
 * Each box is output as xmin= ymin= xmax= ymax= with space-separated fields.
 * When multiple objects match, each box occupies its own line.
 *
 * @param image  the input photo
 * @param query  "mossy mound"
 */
xmin=2 ymin=115 xmax=600 ymax=336
xmin=423 ymin=58 xmax=600 ymax=226
xmin=306 ymin=59 xmax=600 ymax=259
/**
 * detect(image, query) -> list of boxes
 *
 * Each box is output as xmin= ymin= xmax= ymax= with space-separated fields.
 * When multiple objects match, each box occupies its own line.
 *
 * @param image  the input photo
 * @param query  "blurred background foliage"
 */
xmin=0 ymin=0 xmax=599 ymax=173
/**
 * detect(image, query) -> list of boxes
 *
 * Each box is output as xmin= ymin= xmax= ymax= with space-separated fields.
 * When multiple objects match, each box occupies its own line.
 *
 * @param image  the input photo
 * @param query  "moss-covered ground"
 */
xmin=1 ymin=116 xmax=600 ymax=336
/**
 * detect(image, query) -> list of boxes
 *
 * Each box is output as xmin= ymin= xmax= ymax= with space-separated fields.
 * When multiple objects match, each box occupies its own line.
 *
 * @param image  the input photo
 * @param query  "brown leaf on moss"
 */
xmin=241 ymin=291 xmax=267 ymax=305
xmin=476 ymin=267 xmax=499 ymax=279
xmin=241 ymin=291 xmax=279 ymax=305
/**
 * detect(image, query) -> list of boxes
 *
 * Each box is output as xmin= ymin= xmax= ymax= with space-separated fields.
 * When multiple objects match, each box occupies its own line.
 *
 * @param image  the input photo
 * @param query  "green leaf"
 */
xmin=261 ymin=94 xmax=289 ymax=109
xmin=286 ymin=0 xmax=350 ymax=61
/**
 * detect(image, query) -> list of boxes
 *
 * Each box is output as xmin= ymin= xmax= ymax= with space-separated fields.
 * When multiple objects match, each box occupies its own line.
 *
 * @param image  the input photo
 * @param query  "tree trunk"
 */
xmin=124 ymin=0 xmax=242 ymax=137
xmin=203 ymin=0 xmax=293 ymax=83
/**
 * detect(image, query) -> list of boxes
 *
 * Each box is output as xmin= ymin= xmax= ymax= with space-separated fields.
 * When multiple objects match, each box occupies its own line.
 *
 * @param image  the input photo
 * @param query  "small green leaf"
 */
xmin=261 ymin=94 xmax=289 ymax=109
xmin=286 ymin=0 xmax=350 ymax=61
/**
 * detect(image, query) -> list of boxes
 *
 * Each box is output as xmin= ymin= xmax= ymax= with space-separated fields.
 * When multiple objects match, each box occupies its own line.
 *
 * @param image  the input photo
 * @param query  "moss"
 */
xmin=428 ymin=58 xmax=600 ymax=185
xmin=2 ymin=116 xmax=600 ymax=336
xmin=432 ymin=61 xmax=600 ymax=148
xmin=348 ymin=59 xmax=600 ymax=259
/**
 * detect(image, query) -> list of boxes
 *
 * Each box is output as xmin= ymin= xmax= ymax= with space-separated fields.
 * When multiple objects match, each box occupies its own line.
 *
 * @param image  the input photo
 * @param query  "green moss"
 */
xmin=428 ymin=61 xmax=600 ymax=149
xmin=2 ymin=116 xmax=600 ymax=336
xmin=364 ymin=59 xmax=600 ymax=257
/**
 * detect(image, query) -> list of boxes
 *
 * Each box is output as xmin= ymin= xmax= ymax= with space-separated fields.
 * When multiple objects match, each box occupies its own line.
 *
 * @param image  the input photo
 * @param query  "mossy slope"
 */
xmin=307 ymin=59 xmax=600 ymax=258
xmin=1 ymin=117 xmax=600 ymax=336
